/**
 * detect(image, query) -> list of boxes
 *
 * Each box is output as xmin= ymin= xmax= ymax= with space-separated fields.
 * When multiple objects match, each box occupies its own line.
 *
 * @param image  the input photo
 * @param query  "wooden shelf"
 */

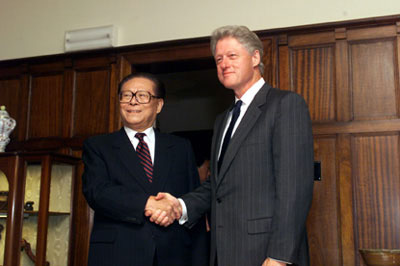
xmin=0 ymin=211 xmax=70 ymax=219
xmin=24 ymin=211 xmax=70 ymax=216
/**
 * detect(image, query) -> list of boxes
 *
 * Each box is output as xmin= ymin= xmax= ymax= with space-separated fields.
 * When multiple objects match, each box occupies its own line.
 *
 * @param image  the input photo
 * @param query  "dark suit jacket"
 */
xmin=182 ymin=84 xmax=314 ymax=266
xmin=82 ymin=128 xmax=208 ymax=266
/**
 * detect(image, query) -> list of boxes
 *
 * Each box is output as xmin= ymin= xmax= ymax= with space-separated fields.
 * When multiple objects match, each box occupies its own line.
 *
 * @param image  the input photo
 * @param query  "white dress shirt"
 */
xmin=124 ymin=126 xmax=156 ymax=164
xmin=217 ymin=78 xmax=265 ymax=159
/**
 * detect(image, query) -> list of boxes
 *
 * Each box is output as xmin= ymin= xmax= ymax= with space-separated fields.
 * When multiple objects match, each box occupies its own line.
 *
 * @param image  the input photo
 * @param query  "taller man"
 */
xmin=150 ymin=25 xmax=315 ymax=266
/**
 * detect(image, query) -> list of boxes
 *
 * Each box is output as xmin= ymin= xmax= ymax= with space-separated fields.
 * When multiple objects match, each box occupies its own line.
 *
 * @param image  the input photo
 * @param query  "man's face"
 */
xmin=214 ymin=37 xmax=260 ymax=96
xmin=119 ymin=77 xmax=164 ymax=132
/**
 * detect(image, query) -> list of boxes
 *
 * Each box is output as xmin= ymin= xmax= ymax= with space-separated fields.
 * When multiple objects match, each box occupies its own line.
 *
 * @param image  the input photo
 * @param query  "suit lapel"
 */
xmin=151 ymin=131 xmax=173 ymax=195
xmin=112 ymin=128 xmax=152 ymax=194
xmin=211 ymin=109 xmax=231 ymax=182
xmin=217 ymin=84 xmax=272 ymax=187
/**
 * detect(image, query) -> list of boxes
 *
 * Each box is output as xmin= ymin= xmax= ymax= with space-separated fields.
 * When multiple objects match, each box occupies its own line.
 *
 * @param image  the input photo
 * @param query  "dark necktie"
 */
xmin=218 ymin=100 xmax=242 ymax=172
xmin=135 ymin=133 xmax=153 ymax=182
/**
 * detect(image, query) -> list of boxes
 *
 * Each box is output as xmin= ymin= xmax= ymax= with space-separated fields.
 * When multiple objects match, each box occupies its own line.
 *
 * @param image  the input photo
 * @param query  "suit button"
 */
xmin=217 ymin=198 xmax=222 ymax=203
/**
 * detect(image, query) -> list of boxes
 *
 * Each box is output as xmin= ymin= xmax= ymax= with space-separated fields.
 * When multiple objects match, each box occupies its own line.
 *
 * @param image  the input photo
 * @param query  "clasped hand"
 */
xmin=144 ymin=193 xmax=181 ymax=227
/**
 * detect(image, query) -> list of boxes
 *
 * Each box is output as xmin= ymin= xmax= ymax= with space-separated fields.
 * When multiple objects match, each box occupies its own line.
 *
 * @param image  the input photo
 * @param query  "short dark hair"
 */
xmin=118 ymin=72 xmax=166 ymax=99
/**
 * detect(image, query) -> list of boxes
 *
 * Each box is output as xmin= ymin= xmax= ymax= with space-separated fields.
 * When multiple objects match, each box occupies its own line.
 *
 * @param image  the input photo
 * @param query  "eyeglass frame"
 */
xmin=119 ymin=90 xmax=162 ymax=104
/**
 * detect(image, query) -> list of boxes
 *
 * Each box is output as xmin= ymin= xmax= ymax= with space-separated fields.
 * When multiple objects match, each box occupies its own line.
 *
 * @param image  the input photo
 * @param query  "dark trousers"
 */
xmin=153 ymin=251 xmax=158 ymax=266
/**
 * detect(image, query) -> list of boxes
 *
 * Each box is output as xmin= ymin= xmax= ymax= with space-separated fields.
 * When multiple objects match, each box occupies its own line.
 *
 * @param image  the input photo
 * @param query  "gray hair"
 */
xmin=210 ymin=25 xmax=264 ymax=75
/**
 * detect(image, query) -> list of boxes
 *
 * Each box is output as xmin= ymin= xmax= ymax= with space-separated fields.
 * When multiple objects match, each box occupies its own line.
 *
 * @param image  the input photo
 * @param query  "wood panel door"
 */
xmin=278 ymin=23 xmax=400 ymax=266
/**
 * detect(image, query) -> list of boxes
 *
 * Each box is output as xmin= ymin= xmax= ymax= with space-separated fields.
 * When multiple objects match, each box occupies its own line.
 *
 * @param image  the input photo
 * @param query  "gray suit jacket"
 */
xmin=182 ymin=83 xmax=314 ymax=266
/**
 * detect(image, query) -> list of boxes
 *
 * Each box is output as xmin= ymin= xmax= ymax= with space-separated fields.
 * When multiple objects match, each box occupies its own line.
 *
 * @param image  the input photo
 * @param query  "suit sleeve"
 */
xmin=181 ymin=114 xmax=225 ymax=228
xmin=183 ymin=140 xmax=210 ymax=266
xmin=267 ymin=92 xmax=314 ymax=262
xmin=82 ymin=138 xmax=149 ymax=224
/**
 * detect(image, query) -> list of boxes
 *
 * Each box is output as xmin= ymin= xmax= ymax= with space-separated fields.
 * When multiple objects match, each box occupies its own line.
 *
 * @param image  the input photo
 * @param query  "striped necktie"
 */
xmin=135 ymin=133 xmax=153 ymax=182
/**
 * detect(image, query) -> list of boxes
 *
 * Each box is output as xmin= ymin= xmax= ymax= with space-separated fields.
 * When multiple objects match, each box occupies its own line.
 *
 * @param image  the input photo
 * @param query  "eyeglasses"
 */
xmin=119 ymin=90 xmax=161 ymax=104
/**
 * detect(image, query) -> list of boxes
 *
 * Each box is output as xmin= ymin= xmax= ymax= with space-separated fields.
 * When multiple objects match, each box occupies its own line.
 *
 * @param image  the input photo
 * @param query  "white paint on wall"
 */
xmin=0 ymin=0 xmax=399 ymax=60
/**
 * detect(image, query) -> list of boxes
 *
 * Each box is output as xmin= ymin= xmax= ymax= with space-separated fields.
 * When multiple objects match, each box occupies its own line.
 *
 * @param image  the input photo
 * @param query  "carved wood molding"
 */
xmin=313 ymin=119 xmax=400 ymax=135
xmin=335 ymin=27 xmax=347 ymax=40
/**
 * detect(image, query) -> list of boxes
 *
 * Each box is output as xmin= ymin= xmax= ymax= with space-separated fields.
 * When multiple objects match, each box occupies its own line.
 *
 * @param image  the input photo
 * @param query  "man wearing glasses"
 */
xmin=82 ymin=72 xmax=208 ymax=266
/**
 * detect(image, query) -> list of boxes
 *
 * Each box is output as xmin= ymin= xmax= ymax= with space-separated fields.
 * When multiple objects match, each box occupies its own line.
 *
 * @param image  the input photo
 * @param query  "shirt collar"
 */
xmin=235 ymin=78 xmax=265 ymax=106
xmin=124 ymin=126 xmax=155 ymax=142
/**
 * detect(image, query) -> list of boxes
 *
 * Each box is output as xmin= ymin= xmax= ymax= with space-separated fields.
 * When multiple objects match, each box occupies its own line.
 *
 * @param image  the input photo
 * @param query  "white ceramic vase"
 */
xmin=0 ymin=106 xmax=16 ymax=152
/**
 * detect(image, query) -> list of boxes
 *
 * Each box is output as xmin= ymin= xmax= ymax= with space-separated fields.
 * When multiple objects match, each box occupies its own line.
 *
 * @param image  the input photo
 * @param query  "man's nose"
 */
xmin=220 ymin=57 xmax=229 ymax=69
xmin=129 ymin=94 xmax=139 ymax=104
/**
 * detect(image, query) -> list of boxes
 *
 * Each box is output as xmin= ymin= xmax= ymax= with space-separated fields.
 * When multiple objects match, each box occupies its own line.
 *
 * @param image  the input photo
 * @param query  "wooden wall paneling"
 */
xmin=288 ymin=31 xmax=335 ymax=47
xmin=24 ymin=60 xmax=66 ymax=142
xmin=0 ymin=65 xmax=30 ymax=143
xmin=27 ymin=72 xmax=64 ymax=139
xmin=337 ymin=134 xmax=356 ymax=265
xmin=352 ymin=133 xmax=400 ymax=265
xmin=396 ymin=22 xmax=400 ymax=118
xmin=19 ymin=73 xmax=30 ymax=142
xmin=122 ymin=42 xmax=211 ymax=64
xmin=260 ymin=37 xmax=278 ymax=87
xmin=0 ymin=77 xmax=21 ymax=142
xmin=286 ymin=31 xmax=336 ymax=122
xmin=118 ymin=55 xmax=133 ymax=80
xmin=290 ymin=44 xmax=335 ymax=122
xmin=72 ymin=60 xmax=112 ymax=137
xmin=278 ymin=34 xmax=290 ymax=91
xmin=349 ymin=37 xmax=398 ymax=121
xmin=307 ymin=136 xmax=341 ymax=266
xmin=108 ymin=57 xmax=119 ymax=133
xmin=313 ymin=119 xmax=400 ymax=135
xmin=347 ymin=25 xmax=397 ymax=42
xmin=62 ymin=59 xmax=74 ymax=140
xmin=335 ymin=28 xmax=352 ymax=122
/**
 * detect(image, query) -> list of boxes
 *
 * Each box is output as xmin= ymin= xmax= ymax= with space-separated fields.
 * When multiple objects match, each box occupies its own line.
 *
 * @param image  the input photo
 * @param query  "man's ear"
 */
xmin=156 ymin=99 xmax=164 ymax=114
xmin=252 ymin=50 xmax=261 ymax=68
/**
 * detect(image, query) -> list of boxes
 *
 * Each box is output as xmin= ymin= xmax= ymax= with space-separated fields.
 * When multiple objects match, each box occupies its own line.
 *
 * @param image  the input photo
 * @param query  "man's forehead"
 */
xmin=215 ymin=38 xmax=249 ymax=57
xmin=216 ymin=37 xmax=245 ymax=50
xmin=122 ymin=78 xmax=155 ymax=91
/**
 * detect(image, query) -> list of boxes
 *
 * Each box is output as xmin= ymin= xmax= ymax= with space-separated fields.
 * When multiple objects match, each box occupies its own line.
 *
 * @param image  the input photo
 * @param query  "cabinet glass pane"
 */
xmin=46 ymin=164 xmax=73 ymax=266
xmin=0 ymin=170 xmax=8 ymax=266
xmin=20 ymin=164 xmax=41 ymax=266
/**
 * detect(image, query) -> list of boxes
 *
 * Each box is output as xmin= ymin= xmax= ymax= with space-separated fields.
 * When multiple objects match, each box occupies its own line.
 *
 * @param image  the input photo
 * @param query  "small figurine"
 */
xmin=0 ymin=106 xmax=16 ymax=152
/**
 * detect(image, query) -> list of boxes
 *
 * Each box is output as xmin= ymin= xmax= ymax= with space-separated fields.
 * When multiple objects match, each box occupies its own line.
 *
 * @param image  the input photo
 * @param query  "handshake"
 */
xmin=144 ymin=193 xmax=182 ymax=227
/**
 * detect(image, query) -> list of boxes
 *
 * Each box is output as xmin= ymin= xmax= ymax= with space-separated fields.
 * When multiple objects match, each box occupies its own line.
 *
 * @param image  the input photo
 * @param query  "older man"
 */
xmin=150 ymin=26 xmax=315 ymax=266
xmin=82 ymin=72 xmax=208 ymax=266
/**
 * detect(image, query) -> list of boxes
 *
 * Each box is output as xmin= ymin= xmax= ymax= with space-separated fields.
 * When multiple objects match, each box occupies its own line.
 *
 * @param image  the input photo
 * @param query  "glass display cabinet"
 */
xmin=0 ymin=152 xmax=80 ymax=266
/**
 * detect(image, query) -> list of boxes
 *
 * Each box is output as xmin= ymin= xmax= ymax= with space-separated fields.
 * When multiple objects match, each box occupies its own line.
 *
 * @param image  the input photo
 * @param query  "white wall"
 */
xmin=1 ymin=0 xmax=399 ymax=61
